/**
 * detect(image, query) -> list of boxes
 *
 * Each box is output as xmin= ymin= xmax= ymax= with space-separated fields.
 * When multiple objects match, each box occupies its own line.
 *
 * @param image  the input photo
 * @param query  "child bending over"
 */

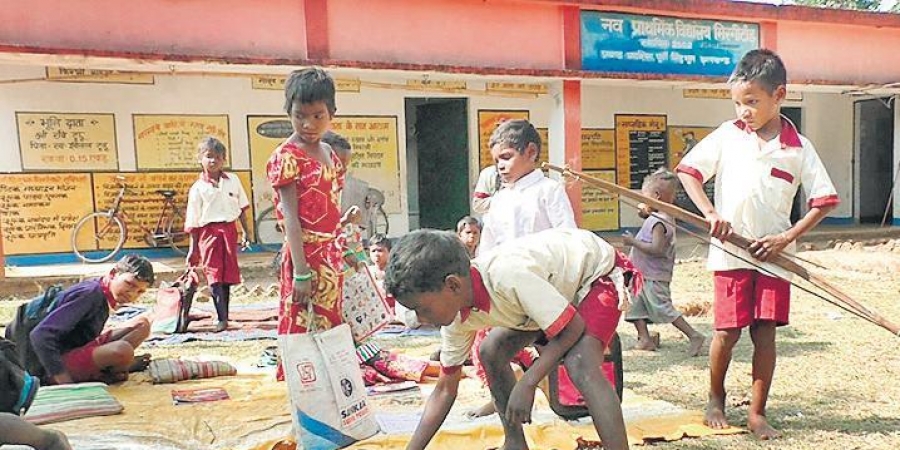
xmin=677 ymin=49 xmax=839 ymax=439
xmin=185 ymin=136 xmax=251 ymax=332
xmin=623 ymin=168 xmax=705 ymax=356
xmin=5 ymin=255 xmax=154 ymax=385
xmin=385 ymin=228 xmax=640 ymax=450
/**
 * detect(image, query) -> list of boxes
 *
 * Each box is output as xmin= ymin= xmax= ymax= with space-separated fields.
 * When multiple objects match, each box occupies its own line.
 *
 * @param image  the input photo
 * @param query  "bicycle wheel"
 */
xmin=254 ymin=205 xmax=282 ymax=252
xmin=165 ymin=207 xmax=188 ymax=255
xmin=72 ymin=212 xmax=126 ymax=263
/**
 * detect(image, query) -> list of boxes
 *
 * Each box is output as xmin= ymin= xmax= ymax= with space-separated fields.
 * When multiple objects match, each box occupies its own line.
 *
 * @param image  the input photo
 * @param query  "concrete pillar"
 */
xmin=549 ymin=80 xmax=583 ymax=225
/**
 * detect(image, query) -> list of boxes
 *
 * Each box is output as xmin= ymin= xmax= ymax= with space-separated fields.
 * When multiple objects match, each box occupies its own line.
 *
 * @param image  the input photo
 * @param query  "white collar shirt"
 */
xmin=184 ymin=172 xmax=250 ymax=231
xmin=676 ymin=117 xmax=839 ymax=279
xmin=478 ymin=169 xmax=576 ymax=254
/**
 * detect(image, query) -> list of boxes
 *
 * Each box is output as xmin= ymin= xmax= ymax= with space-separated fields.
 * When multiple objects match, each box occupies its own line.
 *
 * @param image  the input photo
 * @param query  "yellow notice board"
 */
xmin=486 ymin=82 xmax=547 ymax=95
xmin=46 ymin=67 xmax=154 ymax=84
xmin=331 ymin=116 xmax=402 ymax=214
xmin=667 ymin=126 xmax=715 ymax=169
xmin=582 ymin=129 xmax=615 ymax=170
xmin=536 ymin=128 xmax=550 ymax=170
xmin=615 ymin=114 xmax=668 ymax=190
xmin=133 ymin=115 xmax=230 ymax=170
xmin=478 ymin=110 xmax=530 ymax=169
xmin=16 ymin=112 xmax=118 ymax=171
xmin=0 ymin=173 xmax=95 ymax=255
xmin=89 ymin=172 xmax=254 ymax=250
xmin=247 ymin=116 xmax=292 ymax=209
xmin=581 ymin=170 xmax=619 ymax=231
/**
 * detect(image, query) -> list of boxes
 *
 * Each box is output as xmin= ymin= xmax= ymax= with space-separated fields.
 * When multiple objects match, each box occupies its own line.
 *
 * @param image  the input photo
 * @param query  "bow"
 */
xmin=544 ymin=163 xmax=900 ymax=337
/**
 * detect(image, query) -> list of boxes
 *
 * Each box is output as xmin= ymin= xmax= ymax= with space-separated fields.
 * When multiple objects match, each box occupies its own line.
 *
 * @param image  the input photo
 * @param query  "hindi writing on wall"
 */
xmin=616 ymin=114 xmax=669 ymax=190
xmin=0 ymin=173 xmax=95 ymax=254
xmin=133 ymin=115 xmax=230 ymax=170
xmin=17 ymin=112 xmax=119 ymax=171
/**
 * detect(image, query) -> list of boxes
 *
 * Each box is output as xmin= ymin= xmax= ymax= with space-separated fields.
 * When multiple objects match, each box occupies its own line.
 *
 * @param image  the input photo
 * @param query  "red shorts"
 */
xmin=576 ymin=277 xmax=623 ymax=347
xmin=714 ymin=269 xmax=791 ymax=330
xmin=60 ymin=330 xmax=114 ymax=382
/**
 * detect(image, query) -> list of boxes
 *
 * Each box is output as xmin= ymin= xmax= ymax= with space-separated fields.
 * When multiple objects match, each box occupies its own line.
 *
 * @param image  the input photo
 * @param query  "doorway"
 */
xmin=854 ymin=98 xmax=895 ymax=224
xmin=405 ymin=98 xmax=470 ymax=230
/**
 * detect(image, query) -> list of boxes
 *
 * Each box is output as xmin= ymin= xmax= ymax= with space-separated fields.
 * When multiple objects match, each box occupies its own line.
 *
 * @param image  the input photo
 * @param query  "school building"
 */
xmin=0 ymin=0 xmax=898 ymax=264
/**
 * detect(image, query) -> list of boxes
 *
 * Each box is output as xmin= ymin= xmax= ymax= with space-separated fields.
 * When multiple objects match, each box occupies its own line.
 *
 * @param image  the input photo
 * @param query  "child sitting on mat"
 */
xmin=385 ymin=228 xmax=640 ymax=450
xmin=5 ymin=255 xmax=154 ymax=386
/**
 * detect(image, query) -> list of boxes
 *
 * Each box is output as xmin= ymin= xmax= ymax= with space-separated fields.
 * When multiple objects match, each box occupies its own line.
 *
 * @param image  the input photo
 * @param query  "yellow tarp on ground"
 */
xmin=45 ymin=373 xmax=742 ymax=450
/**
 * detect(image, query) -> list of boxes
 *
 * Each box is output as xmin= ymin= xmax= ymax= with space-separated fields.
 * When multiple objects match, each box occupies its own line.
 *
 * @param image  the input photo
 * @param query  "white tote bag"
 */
xmin=280 ymin=308 xmax=380 ymax=450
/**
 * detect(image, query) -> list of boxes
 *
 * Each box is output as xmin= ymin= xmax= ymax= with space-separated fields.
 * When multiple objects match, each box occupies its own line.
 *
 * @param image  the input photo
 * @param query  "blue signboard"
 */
xmin=581 ymin=12 xmax=759 ymax=77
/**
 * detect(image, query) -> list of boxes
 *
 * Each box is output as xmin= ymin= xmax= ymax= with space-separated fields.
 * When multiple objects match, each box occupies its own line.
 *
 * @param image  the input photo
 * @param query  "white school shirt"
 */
xmin=676 ymin=117 xmax=839 ymax=280
xmin=440 ymin=228 xmax=618 ymax=369
xmin=184 ymin=172 xmax=250 ymax=232
xmin=478 ymin=169 xmax=576 ymax=254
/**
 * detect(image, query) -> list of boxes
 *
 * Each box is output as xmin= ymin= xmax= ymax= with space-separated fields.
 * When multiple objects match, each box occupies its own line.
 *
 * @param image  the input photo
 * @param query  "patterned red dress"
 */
xmin=266 ymin=141 xmax=346 ymax=341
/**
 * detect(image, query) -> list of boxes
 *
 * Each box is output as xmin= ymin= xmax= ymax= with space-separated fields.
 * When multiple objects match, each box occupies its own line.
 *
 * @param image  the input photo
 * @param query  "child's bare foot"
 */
xmin=704 ymin=395 xmax=729 ymax=429
xmin=632 ymin=339 xmax=657 ymax=351
xmin=464 ymin=401 xmax=496 ymax=419
xmin=748 ymin=414 xmax=781 ymax=440
xmin=687 ymin=334 xmax=706 ymax=357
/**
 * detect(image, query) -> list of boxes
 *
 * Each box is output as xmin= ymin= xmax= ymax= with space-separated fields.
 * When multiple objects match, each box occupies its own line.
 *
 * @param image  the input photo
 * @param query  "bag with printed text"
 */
xmin=280 ymin=315 xmax=380 ymax=450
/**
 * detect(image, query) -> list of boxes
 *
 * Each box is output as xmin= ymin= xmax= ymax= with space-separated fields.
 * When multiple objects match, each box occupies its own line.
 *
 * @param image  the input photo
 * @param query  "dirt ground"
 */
xmin=2 ymin=240 xmax=900 ymax=449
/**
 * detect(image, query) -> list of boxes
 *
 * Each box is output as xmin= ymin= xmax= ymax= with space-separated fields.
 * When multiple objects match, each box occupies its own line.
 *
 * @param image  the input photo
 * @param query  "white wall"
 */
xmin=582 ymin=84 xmax=856 ymax=227
xmin=802 ymin=92 xmax=854 ymax=219
xmin=0 ymin=64 xmax=860 ymax=247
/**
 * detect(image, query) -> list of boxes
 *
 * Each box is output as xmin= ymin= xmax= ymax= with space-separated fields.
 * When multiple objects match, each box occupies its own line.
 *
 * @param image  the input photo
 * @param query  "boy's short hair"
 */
xmin=369 ymin=233 xmax=392 ymax=251
xmin=197 ymin=136 xmax=227 ymax=157
xmin=728 ymin=49 xmax=787 ymax=94
xmin=488 ymin=119 xmax=541 ymax=160
xmin=384 ymin=230 xmax=470 ymax=304
xmin=322 ymin=131 xmax=351 ymax=152
xmin=456 ymin=216 xmax=481 ymax=233
xmin=116 ymin=254 xmax=155 ymax=285
xmin=642 ymin=167 xmax=679 ymax=193
xmin=284 ymin=67 xmax=337 ymax=115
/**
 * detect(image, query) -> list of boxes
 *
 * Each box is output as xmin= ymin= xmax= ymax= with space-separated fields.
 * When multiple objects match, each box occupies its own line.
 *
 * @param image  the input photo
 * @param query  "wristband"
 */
xmin=293 ymin=271 xmax=313 ymax=282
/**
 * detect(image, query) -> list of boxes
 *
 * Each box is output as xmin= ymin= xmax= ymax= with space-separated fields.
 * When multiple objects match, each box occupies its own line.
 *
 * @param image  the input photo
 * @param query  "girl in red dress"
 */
xmin=266 ymin=68 xmax=356 ymax=380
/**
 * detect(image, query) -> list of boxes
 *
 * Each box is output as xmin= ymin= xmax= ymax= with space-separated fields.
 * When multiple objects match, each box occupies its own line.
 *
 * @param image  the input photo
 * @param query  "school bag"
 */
xmin=0 ymin=337 xmax=40 ymax=415
xmin=151 ymin=269 xmax=199 ymax=334
xmin=4 ymin=285 xmax=65 ymax=384
xmin=547 ymin=332 xmax=624 ymax=420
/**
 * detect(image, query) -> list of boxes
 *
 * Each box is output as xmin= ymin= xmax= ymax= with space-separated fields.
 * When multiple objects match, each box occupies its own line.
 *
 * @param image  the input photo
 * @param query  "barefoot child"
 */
xmin=185 ymin=137 xmax=251 ymax=333
xmin=623 ymin=168 xmax=706 ymax=356
xmin=676 ymin=49 xmax=839 ymax=439
xmin=267 ymin=68 xmax=350 ymax=380
xmin=5 ymin=255 xmax=154 ymax=385
xmin=385 ymin=228 xmax=640 ymax=450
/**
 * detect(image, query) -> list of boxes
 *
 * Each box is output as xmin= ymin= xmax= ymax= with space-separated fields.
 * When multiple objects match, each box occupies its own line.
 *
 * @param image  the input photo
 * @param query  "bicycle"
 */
xmin=71 ymin=176 xmax=189 ymax=263
xmin=253 ymin=187 xmax=389 ymax=253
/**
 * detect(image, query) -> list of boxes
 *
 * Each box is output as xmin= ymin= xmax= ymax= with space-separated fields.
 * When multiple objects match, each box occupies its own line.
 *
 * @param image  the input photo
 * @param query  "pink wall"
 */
xmin=326 ymin=0 xmax=564 ymax=69
xmin=777 ymin=21 xmax=900 ymax=85
xmin=0 ymin=0 xmax=307 ymax=59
